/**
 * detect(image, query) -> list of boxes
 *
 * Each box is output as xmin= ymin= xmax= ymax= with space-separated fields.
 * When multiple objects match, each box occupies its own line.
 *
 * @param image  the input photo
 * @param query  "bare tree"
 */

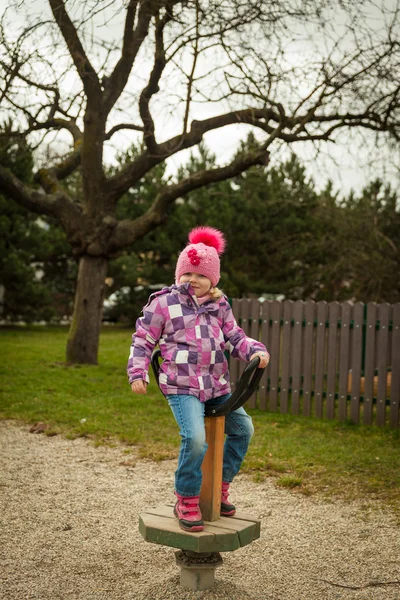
xmin=0 ymin=0 xmax=399 ymax=363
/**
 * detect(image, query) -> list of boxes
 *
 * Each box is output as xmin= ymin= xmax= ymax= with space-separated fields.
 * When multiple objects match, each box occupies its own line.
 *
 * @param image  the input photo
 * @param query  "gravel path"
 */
xmin=1 ymin=419 xmax=399 ymax=600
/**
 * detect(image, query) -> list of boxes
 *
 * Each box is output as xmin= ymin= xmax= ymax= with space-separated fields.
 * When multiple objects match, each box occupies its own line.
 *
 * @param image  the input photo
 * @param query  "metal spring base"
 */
xmin=175 ymin=550 xmax=223 ymax=591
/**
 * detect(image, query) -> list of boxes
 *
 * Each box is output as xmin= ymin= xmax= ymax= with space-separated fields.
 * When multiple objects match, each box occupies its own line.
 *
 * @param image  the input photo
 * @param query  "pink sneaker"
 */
xmin=173 ymin=493 xmax=204 ymax=532
xmin=221 ymin=482 xmax=236 ymax=516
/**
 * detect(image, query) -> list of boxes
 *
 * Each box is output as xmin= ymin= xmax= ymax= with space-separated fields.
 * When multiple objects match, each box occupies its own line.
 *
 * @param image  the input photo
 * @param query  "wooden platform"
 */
xmin=139 ymin=504 xmax=261 ymax=553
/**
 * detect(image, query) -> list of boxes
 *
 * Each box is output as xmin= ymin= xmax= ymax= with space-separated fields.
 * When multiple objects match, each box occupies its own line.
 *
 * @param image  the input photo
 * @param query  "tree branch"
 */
xmin=48 ymin=0 xmax=101 ymax=101
xmin=0 ymin=163 xmax=81 ymax=224
xmin=106 ymin=94 xmax=400 ymax=205
xmin=106 ymin=107 xmax=279 ymax=201
xmin=159 ymin=107 xmax=282 ymax=156
xmin=103 ymin=0 xmax=154 ymax=115
xmin=317 ymin=578 xmax=400 ymax=591
xmin=25 ymin=118 xmax=82 ymax=144
xmin=2 ymin=117 xmax=84 ymax=181
xmin=105 ymin=123 xmax=144 ymax=140
xmin=182 ymin=1 xmax=200 ymax=135
xmin=107 ymin=146 xmax=270 ymax=252
xmin=139 ymin=5 xmax=173 ymax=153
xmin=36 ymin=147 xmax=82 ymax=184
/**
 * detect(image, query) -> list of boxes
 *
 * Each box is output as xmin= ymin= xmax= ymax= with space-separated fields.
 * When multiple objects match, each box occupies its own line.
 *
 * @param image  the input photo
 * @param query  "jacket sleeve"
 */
xmin=127 ymin=296 xmax=165 ymax=384
xmin=221 ymin=301 xmax=268 ymax=362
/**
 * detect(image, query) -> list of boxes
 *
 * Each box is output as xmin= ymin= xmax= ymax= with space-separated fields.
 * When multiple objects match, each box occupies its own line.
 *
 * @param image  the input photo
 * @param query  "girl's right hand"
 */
xmin=131 ymin=380 xmax=147 ymax=395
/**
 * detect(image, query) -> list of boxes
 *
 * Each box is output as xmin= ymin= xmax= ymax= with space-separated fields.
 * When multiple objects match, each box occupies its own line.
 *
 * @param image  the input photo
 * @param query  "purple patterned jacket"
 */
xmin=127 ymin=283 xmax=268 ymax=402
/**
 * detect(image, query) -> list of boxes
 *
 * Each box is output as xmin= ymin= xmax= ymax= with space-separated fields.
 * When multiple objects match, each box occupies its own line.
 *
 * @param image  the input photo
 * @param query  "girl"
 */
xmin=127 ymin=227 xmax=269 ymax=532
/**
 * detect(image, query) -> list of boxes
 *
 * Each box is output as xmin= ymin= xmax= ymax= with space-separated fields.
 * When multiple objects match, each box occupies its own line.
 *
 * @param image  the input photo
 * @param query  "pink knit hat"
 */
xmin=175 ymin=226 xmax=226 ymax=287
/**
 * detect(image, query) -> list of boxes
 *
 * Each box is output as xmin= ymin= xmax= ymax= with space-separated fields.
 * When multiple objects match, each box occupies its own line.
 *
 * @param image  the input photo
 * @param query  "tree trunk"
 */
xmin=66 ymin=255 xmax=108 ymax=364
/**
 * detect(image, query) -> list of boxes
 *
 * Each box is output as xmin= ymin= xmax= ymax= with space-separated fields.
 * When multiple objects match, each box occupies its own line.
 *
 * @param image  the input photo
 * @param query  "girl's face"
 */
xmin=179 ymin=272 xmax=212 ymax=297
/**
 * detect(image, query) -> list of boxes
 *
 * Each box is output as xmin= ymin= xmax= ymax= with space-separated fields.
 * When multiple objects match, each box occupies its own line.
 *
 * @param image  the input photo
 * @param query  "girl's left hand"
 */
xmin=250 ymin=351 xmax=270 ymax=368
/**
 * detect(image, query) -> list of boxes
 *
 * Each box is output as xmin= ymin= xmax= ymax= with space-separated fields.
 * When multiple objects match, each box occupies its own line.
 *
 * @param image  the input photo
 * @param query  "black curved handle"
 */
xmin=204 ymin=357 xmax=263 ymax=416
xmin=151 ymin=349 xmax=163 ymax=384
xmin=150 ymin=350 xmax=265 ymax=417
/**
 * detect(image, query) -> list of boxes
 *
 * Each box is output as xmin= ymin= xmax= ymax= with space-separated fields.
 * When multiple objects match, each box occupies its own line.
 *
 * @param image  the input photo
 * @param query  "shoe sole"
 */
xmin=221 ymin=509 xmax=236 ymax=517
xmin=179 ymin=523 xmax=204 ymax=532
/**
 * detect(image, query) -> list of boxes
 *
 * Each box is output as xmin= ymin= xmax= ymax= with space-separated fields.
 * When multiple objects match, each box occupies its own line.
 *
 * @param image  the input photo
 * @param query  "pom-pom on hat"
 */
xmin=175 ymin=226 xmax=226 ymax=287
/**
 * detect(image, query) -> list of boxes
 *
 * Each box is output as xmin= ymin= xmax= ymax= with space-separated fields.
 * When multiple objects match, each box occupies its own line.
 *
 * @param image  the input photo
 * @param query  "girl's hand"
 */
xmin=250 ymin=351 xmax=270 ymax=368
xmin=131 ymin=380 xmax=147 ymax=395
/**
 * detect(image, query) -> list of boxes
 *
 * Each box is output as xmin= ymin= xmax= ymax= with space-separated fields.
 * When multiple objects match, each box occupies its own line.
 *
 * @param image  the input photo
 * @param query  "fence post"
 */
xmin=280 ymin=301 xmax=293 ymax=414
xmin=363 ymin=303 xmax=377 ymax=425
xmin=350 ymin=303 xmax=364 ymax=424
xmin=390 ymin=304 xmax=400 ymax=429
xmin=291 ymin=301 xmax=304 ymax=415
xmin=247 ymin=299 xmax=262 ymax=408
xmin=314 ymin=302 xmax=328 ymax=419
xmin=338 ymin=302 xmax=351 ymax=422
xmin=327 ymin=302 xmax=340 ymax=420
xmin=259 ymin=301 xmax=271 ymax=411
xmin=376 ymin=304 xmax=390 ymax=426
xmin=302 ymin=301 xmax=315 ymax=417
xmin=269 ymin=301 xmax=282 ymax=412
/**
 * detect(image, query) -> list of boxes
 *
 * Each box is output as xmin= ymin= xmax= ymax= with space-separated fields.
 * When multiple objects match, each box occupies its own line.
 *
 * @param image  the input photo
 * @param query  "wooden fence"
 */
xmin=229 ymin=299 xmax=400 ymax=428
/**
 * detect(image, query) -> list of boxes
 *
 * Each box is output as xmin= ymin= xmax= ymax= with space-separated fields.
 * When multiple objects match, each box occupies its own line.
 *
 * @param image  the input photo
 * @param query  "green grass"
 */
xmin=1 ymin=326 xmax=399 ymax=510
xmin=246 ymin=413 xmax=400 ymax=509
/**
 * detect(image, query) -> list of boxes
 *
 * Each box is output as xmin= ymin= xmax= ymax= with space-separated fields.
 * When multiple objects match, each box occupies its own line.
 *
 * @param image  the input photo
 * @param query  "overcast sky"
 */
xmin=5 ymin=0 xmax=400 ymax=198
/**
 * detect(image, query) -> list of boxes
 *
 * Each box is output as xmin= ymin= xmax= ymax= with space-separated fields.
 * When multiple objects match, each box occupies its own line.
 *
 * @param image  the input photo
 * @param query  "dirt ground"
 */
xmin=1 ymin=419 xmax=399 ymax=600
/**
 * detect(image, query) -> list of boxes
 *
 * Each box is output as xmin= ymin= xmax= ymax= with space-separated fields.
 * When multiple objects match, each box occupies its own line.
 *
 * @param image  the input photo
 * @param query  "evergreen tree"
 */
xmin=106 ymin=137 xmax=400 ymax=324
xmin=0 ymin=124 xmax=75 ymax=321
xmin=338 ymin=181 xmax=400 ymax=303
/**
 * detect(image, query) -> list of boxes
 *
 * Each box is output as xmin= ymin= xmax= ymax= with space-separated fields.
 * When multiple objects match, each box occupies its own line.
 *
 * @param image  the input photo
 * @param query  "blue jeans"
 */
xmin=166 ymin=393 xmax=254 ymax=497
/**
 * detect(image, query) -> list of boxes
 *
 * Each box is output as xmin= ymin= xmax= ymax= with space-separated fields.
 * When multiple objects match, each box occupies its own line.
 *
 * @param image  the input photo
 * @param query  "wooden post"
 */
xmin=199 ymin=415 xmax=225 ymax=522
